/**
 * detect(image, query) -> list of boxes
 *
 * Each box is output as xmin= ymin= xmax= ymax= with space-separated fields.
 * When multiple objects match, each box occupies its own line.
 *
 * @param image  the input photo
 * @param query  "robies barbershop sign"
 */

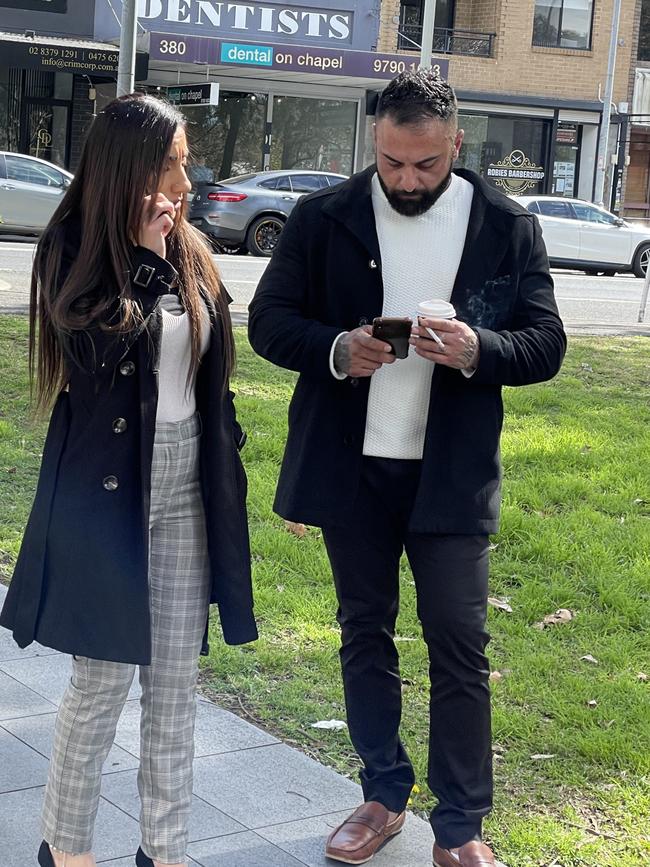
xmin=139 ymin=0 xmax=351 ymax=42
xmin=487 ymin=150 xmax=545 ymax=195
xmin=0 ymin=0 xmax=67 ymax=10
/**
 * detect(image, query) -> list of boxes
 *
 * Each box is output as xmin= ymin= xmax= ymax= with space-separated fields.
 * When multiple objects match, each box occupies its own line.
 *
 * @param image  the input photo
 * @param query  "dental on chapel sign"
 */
xmin=94 ymin=0 xmax=380 ymax=52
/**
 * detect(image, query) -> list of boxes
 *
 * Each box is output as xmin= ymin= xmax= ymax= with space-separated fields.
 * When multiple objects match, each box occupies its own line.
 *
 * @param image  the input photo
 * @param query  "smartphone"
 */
xmin=372 ymin=317 xmax=412 ymax=359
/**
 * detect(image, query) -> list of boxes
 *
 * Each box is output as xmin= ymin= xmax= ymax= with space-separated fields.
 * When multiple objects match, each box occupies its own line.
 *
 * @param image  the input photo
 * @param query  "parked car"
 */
xmin=515 ymin=195 xmax=650 ymax=277
xmin=0 ymin=151 xmax=73 ymax=235
xmin=189 ymin=169 xmax=348 ymax=256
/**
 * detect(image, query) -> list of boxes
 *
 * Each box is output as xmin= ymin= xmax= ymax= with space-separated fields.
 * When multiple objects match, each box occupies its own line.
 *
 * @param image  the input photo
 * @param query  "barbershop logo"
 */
xmin=138 ymin=0 xmax=352 ymax=42
xmin=486 ymin=149 xmax=545 ymax=194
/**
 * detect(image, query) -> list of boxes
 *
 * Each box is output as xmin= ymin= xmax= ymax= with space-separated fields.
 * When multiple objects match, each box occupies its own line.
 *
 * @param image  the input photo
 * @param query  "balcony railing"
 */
xmin=397 ymin=26 xmax=496 ymax=58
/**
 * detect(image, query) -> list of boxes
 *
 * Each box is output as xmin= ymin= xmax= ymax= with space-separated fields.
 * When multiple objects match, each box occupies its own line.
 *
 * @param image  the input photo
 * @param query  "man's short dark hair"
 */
xmin=376 ymin=70 xmax=457 ymax=127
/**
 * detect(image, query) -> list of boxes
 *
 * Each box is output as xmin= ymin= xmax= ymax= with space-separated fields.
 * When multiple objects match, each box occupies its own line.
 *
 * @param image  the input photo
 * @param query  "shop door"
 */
xmin=20 ymin=99 xmax=70 ymax=168
xmin=552 ymin=124 xmax=580 ymax=197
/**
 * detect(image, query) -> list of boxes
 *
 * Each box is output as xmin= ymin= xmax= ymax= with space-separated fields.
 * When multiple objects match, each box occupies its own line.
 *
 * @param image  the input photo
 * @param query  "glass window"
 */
xmin=276 ymin=175 xmax=293 ymax=192
xmin=186 ymin=92 xmax=267 ymax=181
xmin=572 ymin=203 xmax=617 ymax=224
xmin=5 ymin=154 xmax=65 ymax=186
xmin=457 ymin=113 xmax=550 ymax=197
xmin=326 ymin=174 xmax=346 ymax=187
xmin=258 ymin=176 xmax=279 ymax=190
xmin=289 ymin=174 xmax=328 ymax=192
xmin=639 ymin=0 xmax=650 ymax=61
xmin=271 ymin=96 xmax=356 ymax=175
xmin=533 ymin=0 xmax=594 ymax=50
xmin=526 ymin=201 xmax=541 ymax=214
xmin=537 ymin=199 xmax=574 ymax=218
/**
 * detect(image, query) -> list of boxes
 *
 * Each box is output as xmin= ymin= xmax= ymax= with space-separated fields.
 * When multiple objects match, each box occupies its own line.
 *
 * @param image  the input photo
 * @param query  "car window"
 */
xmin=537 ymin=200 xmax=574 ymax=219
xmin=5 ymin=155 xmax=65 ymax=187
xmin=275 ymin=176 xmax=293 ymax=192
xmin=289 ymin=174 xmax=327 ymax=193
xmin=525 ymin=201 xmax=540 ymax=215
xmin=258 ymin=177 xmax=279 ymax=190
xmin=325 ymin=174 xmax=346 ymax=187
xmin=572 ymin=203 xmax=617 ymax=225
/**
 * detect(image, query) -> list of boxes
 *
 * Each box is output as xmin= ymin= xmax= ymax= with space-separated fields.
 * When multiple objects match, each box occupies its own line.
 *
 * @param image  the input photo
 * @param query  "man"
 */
xmin=248 ymin=71 xmax=566 ymax=867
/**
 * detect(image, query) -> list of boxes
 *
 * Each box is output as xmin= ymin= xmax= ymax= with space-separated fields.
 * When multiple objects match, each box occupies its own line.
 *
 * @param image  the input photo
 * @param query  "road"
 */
xmin=1 ymin=238 xmax=649 ymax=334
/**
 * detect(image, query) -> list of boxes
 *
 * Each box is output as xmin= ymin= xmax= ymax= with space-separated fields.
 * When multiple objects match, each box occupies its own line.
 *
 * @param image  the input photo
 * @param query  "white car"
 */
xmin=0 ymin=151 xmax=73 ymax=235
xmin=515 ymin=195 xmax=650 ymax=278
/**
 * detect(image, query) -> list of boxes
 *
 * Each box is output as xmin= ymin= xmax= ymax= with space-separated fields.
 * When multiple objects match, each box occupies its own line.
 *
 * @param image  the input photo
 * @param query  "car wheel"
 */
xmin=633 ymin=242 xmax=650 ymax=278
xmin=246 ymin=215 xmax=285 ymax=257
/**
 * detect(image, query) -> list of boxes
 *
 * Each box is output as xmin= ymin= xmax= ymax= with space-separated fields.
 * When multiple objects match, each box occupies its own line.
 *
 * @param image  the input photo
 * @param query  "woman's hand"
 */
xmin=138 ymin=193 xmax=176 ymax=259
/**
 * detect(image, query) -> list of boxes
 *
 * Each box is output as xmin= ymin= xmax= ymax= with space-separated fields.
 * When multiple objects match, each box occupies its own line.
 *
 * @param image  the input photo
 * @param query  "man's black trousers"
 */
xmin=321 ymin=456 xmax=493 ymax=850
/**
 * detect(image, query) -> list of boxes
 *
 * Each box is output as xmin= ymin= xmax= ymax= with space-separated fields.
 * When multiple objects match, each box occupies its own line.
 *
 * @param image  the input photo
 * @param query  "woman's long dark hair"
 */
xmin=30 ymin=93 xmax=234 ymax=412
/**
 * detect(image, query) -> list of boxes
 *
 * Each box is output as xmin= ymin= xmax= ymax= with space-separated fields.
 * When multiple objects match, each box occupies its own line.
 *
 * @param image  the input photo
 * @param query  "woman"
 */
xmin=0 ymin=94 xmax=257 ymax=867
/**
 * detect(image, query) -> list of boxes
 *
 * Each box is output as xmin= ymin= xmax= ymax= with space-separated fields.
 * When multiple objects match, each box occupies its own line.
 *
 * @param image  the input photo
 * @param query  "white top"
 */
xmin=361 ymin=171 xmax=474 ymax=459
xmin=156 ymin=294 xmax=211 ymax=423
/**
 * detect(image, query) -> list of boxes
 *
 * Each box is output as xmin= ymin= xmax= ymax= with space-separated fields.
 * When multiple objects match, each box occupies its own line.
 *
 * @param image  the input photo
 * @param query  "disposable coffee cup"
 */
xmin=417 ymin=300 xmax=456 ymax=320
xmin=417 ymin=300 xmax=456 ymax=346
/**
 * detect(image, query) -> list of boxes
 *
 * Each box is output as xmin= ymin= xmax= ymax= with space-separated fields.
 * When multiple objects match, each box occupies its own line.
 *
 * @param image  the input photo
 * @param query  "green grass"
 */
xmin=1 ymin=316 xmax=649 ymax=866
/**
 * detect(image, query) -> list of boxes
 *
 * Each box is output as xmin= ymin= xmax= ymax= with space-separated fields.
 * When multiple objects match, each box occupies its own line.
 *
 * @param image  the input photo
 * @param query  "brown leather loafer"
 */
xmin=325 ymin=802 xmax=406 ymax=864
xmin=433 ymin=840 xmax=496 ymax=866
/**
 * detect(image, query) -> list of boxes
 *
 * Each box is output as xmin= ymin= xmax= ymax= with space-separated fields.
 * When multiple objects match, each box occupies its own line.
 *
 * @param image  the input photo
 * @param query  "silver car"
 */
xmin=189 ymin=169 xmax=348 ymax=257
xmin=0 ymin=151 xmax=73 ymax=236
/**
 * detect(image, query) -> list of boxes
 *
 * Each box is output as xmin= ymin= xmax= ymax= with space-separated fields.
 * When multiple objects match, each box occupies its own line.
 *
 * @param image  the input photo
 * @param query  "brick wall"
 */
xmin=377 ymin=0 xmax=638 ymax=105
xmin=454 ymin=0 xmax=500 ymax=32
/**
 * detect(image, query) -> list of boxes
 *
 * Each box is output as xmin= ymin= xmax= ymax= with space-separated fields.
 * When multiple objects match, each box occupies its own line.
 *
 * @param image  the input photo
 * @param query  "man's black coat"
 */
xmin=1 ymin=224 xmax=258 ymax=664
xmin=248 ymin=167 xmax=567 ymax=533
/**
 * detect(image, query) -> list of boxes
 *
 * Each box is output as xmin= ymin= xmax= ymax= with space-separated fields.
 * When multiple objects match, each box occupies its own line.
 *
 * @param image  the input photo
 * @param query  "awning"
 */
xmin=0 ymin=31 xmax=147 ymax=78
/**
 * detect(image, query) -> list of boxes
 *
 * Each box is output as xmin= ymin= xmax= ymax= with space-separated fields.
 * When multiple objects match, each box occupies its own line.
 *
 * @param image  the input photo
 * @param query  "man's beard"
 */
xmin=378 ymin=166 xmax=453 ymax=217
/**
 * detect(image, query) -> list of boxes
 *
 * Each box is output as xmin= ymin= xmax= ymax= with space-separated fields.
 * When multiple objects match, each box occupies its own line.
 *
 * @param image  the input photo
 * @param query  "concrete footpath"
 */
xmin=0 ymin=583 xmax=443 ymax=867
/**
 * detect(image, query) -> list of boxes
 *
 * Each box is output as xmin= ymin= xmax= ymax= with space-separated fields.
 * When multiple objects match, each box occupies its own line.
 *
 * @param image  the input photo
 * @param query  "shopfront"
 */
xmin=454 ymin=102 xmax=599 ymax=200
xmin=92 ymin=0 xmax=450 ymax=178
xmin=0 ymin=2 xmax=148 ymax=171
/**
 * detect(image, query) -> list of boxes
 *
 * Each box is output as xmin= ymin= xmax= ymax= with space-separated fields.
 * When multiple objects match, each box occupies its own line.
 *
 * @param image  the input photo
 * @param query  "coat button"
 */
xmin=119 ymin=361 xmax=135 ymax=376
xmin=359 ymin=317 xmax=368 ymax=326
xmin=350 ymin=378 xmax=359 ymax=388
xmin=103 ymin=475 xmax=119 ymax=491
xmin=343 ymin=434 xmax=355 ymax=446
xmin=112 ymin=418 xmax=127 ymax=434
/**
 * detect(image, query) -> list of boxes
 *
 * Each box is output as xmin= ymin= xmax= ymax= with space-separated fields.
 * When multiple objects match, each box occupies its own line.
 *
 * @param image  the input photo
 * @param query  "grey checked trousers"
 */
xmin=42 ymin=414 xmax=211 ymax=862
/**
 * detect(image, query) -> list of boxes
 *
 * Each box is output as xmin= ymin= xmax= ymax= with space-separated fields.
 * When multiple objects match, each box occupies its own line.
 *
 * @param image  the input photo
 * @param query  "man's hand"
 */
xmin=411 ymin=318 xmax=480 ymax=370
xmin=334 ymin=326 xmax=396 ymax=377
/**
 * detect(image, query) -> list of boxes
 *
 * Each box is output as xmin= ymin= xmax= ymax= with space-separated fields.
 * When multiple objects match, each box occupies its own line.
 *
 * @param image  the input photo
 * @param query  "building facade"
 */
xmin=1 ymin=0 xmax=643 ymax=207
xmin=623 ymin=0 xmax=650 ymax=221
xmin=0 ymin=0 xmax=148 ymax=170
xmin=378 ymin=0 xmax=639 ymax=203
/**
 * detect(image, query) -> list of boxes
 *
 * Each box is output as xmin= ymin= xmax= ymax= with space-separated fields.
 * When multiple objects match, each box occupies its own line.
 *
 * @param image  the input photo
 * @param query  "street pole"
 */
xmin=117 ymin=0 xmax=138 ymax=97
xmin=419 ymin=0 xmax=438 ymax=70
xmin=638 ymin=259 xmax=650 ymax=323
xmin=594 ymin=0 xmax=622 ymax=205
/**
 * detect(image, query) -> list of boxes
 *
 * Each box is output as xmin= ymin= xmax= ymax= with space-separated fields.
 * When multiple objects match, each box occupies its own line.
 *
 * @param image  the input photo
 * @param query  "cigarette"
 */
xmin=424 ymin=326 xmax=445 ymax=347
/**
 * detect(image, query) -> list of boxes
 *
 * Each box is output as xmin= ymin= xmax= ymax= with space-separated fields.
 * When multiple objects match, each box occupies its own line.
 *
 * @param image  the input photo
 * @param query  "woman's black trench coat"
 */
xmin=0 ymin=224 xmax=258 ymax=664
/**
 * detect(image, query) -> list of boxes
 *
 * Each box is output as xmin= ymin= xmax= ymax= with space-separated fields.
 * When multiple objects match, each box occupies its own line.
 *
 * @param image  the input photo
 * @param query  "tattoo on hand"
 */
xmin=460 ymin=335 xmax=479 ymax=368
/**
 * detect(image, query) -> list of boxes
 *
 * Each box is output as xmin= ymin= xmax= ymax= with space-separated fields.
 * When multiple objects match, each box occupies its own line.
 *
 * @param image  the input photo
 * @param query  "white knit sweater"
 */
xmin=156 ymin=294 xmax=210 ymax=423
xmin=362 ymin=172 xmax=474 ymax=459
